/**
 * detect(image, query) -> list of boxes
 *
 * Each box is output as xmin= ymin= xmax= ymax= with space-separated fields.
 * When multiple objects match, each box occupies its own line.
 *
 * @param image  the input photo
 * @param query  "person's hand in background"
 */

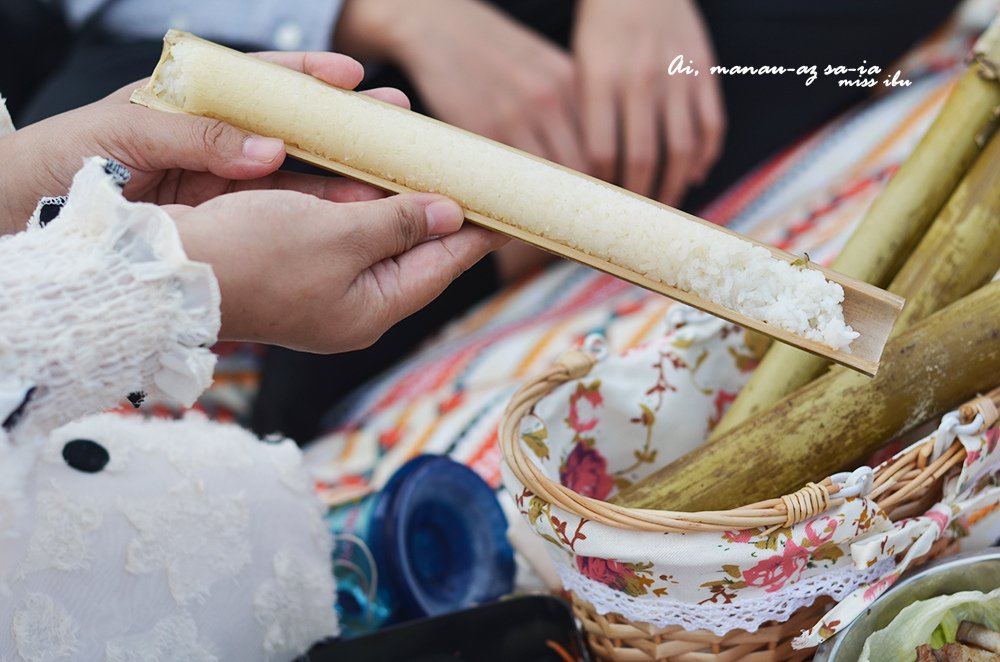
xmin=0 ymin=46 xmax=509 ymax=352
xmin=336 ymin=0 xmax=587 ymax=173
xmin=0 ymin=50 xmax=408 ymax=232
xmin=169 ymin=191 xmax=506 ymax=353
xmin=336 ymin=0 xmax=589 ymax=282
xmin=573 ymin=0 xmax=726 ymax=205
xmin=337 ymin=0 xmax=725 ymax=209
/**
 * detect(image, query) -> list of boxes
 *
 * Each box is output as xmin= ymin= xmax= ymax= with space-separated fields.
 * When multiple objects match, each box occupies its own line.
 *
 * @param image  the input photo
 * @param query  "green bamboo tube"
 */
xmin=615 ymin=131 xmax=1000 ymax=511
xmin=888 ymin=136 xmax=1000 ymax=329
xmin=713 ymin=29 xmax=1000 ymax=436
xmin=612 ymin=279 xmax=1000 ymax=511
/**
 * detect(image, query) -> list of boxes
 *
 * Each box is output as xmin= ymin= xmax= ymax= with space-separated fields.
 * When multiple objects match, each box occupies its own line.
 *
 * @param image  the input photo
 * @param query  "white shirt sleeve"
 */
xmin=61 ymin=0 xmax=346 ymax=52
xmin=0 ymin=158 xmax=220 ymax=439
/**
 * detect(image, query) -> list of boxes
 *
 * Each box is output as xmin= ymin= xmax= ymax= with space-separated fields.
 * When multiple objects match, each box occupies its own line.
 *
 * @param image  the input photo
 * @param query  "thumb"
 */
xmin=361 ymin=226 xmax=505 ymax=335
xmin=345 ymin=193 xmax=465 ymax=267
xmin=124 ymin=108 xmax=287 ymax=179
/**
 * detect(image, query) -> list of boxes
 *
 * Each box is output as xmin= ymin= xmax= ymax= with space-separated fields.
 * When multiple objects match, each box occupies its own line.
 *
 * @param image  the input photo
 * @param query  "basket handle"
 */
xmin=500 ymin=349 xmax=849 ymax=532
xmin=501 ymin=349 xmax=1000 ymax=531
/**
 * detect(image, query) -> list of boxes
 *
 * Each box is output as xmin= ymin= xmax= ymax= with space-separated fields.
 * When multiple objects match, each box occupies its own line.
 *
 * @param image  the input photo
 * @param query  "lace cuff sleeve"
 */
xmin=0 ymin=158 xmax=221 ymax=438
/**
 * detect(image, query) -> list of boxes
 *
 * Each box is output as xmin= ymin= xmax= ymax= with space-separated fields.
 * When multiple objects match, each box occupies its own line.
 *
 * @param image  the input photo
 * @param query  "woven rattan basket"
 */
xmin=500 ymin=349 xmax=989 ymax=662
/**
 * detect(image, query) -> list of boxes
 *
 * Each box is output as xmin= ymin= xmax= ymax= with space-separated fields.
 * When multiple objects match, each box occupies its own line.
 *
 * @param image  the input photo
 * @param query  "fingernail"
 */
xmin=424 ymin=199 xmax=464 ymax=235
xmin=243 ymin=136 xmax=284 ymax=163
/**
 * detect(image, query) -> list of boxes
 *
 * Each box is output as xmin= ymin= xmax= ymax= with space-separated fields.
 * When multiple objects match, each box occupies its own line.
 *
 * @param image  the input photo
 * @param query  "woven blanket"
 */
xmin=300 ymin=13 xmax=985 ymax=501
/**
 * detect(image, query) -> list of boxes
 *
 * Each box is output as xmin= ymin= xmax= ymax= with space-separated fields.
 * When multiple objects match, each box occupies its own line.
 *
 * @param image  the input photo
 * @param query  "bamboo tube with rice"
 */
xmin=130 ymin=31 xmax=906 ymax=376
xmin=713 ymin=17 xmax=1000 ymax=436
xmin=613 ymin=129 xmax=1000 ymax=511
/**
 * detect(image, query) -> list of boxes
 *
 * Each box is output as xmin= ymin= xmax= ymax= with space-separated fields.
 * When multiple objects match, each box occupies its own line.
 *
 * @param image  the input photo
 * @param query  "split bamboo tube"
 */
xmin=713 ymin=19 xmax=1000 ymax=434
xmin=130 ymin=30 xmax=903 ymax=376
xmin=613 ymin=279 xmax=1000 ymax=512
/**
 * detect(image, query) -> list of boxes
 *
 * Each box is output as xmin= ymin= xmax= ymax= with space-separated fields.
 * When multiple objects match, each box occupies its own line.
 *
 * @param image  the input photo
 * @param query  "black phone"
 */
xmin=304 ymin=595 xmax=590 ymax=662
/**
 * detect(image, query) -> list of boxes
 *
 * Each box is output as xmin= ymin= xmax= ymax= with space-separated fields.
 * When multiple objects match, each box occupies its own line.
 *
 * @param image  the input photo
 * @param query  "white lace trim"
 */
xmin=64 ymin=158 xmax=221 ymax=406
xmin=105 ymin=613 xmax=218 ymax=662
xmin=254 ymin=549 xmax=339 ymax=661
xmin=16 ymin=489 xmax=103 ymax=578
xmin=13 ymin=593 xmax=81 ymax=662
xmin=557 ymin=558 xmax=895 ymax=636
xmin=120 ymin=479 xmax=251 ymax=606
xmin=0 ymin=158 xmax=220 ymax=440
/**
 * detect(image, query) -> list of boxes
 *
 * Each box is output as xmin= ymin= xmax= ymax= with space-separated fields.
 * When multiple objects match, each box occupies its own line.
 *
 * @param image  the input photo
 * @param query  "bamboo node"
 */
xmin=780 ymin=482 xmax=831 ymax=527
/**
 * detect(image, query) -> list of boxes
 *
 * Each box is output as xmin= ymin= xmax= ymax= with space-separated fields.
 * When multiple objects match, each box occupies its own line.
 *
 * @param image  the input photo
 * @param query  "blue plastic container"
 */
xmin=327 ymin=455 xmax=515 ymax=637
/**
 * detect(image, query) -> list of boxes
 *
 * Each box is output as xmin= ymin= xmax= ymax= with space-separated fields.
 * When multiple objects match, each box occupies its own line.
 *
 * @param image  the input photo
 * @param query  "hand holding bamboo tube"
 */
xmin=131 ymin=31 xmax=903 ymax=376
xmin=713 ymin=16 xmax=1000 ymax=434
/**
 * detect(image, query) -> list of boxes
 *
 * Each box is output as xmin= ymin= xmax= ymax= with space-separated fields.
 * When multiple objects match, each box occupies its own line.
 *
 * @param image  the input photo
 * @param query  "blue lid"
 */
xmin=369 ymin=455 xmax=515 ymax=620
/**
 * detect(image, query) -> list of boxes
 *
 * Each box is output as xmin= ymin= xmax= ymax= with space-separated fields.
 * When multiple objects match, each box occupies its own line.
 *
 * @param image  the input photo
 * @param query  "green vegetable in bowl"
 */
xmin=859 ymin=588 xmax=1000 ymax=662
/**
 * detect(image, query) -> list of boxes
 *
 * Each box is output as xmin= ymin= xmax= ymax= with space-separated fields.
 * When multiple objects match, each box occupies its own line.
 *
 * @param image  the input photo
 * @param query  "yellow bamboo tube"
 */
xmin=130 ymin=31 xmax=905 ymax=376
